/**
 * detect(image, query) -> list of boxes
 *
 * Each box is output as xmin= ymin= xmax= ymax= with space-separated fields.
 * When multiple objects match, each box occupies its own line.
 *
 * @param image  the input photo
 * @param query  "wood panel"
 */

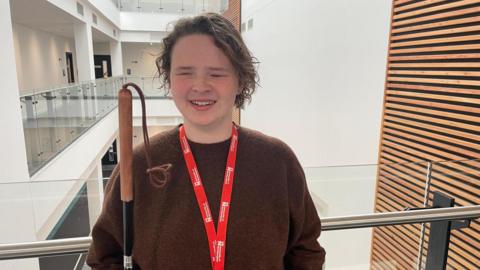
xmin=222 ymin=0 xmax=242 ymax=124
xmin=372 ymin=1 xmax=480 ymax=269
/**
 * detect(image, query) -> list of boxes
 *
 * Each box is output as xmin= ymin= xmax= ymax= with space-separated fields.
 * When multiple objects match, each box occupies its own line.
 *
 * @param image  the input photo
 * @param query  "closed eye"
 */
xmin=210 ymin=74 xmax=227 ymax=78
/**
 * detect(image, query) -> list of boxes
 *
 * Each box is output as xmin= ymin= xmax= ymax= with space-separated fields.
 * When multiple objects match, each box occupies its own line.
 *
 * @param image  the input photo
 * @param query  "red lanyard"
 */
xmin=179 ymin=125 xmax=238 ymax=270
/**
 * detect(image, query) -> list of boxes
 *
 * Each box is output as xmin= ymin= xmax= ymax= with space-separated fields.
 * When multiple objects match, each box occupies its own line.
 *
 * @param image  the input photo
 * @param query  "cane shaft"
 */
xmin=119 ymin=89 xmax=133 ymax=202
xmin=123 ymin=201 xmax=134 ymax=270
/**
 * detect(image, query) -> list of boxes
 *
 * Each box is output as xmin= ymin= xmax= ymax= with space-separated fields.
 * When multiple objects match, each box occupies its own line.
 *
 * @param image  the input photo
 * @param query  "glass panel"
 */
xmin=306 ymin=164 xmax=377 ymax=217
xmin=119 ymin=0 xmax=217 ymax=14
xmin=52 ymin=87 xmax=70 ymax=150
xmin=83 ymin=82 xmax=96 ymax=126
xmin=0 ymin=253 xmax=90 ymax=270
xmin=425 ymin=159 xmax=480 ymax=270
xmin=18 ymin=77 xmax=122 ymax=176
xmin=20 ymin=95 xmax=41 ymax=174
xmin=33 ymin=91 xmax=57 ymax=164
xmin=69 ymin=85 xmax=85 ymax=137
xmin=1 ymin=166 xmax=478 ymax=270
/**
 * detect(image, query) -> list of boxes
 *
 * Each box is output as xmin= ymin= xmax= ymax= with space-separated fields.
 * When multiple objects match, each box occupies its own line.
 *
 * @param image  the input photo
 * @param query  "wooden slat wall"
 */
xmin=222 ymin=0 xmax=242 ymax=124
xmin=372 ymin=0 xmax=480 ymax=269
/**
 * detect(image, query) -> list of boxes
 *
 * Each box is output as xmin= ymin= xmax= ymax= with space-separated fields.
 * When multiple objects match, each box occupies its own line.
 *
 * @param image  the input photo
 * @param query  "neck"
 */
xmin=182 ymin=121 xmax=233 ymax=144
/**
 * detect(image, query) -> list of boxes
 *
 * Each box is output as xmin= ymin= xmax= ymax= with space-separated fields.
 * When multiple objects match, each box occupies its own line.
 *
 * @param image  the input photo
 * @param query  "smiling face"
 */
xmin=170 ymin=34 xmax=239 ymax=134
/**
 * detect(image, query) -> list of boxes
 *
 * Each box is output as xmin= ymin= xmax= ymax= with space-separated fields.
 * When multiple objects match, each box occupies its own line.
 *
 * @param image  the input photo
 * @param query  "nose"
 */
xmin=192 ymin=74 xmax=210 ymax=92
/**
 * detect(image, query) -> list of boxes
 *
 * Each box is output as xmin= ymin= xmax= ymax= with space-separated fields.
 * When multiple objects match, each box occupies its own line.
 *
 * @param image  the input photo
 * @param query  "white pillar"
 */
xmin=86 ymin=160 xmax=105 ymax=230
xmin=110 ymin=40 xmax=123 ymax=77
xmin=74 ymin=22 xmax=95 ymax=81
xmin=0 ymin=0 xmax=29 ymax=182
xmin=0 ymin=3 xmax=39 ymax=270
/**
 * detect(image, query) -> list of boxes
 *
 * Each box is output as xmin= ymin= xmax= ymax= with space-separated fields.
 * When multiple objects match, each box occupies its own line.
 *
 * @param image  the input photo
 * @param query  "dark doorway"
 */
xmin=94 ymin=55 xmax=112 ymax=79
xmin=101 ymin=139 xmax=118 ymax=179
xmin=66 ymin=52 xmax=75 ymax=83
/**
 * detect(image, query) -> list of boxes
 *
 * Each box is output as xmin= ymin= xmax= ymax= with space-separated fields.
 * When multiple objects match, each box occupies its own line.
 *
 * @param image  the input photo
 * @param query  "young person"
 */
xmin=87 ymin=13 xmax=325 ymax=270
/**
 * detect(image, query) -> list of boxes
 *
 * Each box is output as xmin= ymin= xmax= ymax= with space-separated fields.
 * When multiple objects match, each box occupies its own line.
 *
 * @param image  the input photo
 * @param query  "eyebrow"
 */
xmin=174 ymin=66 xmax=194 ymax=71
xmin=173 ymin=66 xmax=230 ymax=72
xmin=207 ymin=67 xmax=230 ymax=72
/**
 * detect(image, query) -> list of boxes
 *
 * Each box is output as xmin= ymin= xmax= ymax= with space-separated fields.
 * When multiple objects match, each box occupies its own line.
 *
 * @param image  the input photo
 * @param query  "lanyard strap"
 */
xmin=179 ymin=125 xmax=239 ymax=270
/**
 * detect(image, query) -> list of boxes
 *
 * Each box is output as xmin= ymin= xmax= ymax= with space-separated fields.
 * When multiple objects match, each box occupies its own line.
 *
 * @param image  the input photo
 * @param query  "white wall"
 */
xmin=241 ymin=1 xmax=391 ymax=269
xmin=13 ymin=23 xmax=77 ymax=95
xmin=241 ymin=0 xmax=391 ymax=168
xmin=0 ymin=2 xmax=38 ymax=269
xmin=87 ymin=0 xmax=121 ymax=28
xmin=48 ymin=0 xmax=119 ymax=41
xmin=93 ymin=42 xmax=110 ymax=54
xmin=120 ymin=30 xmax=167 ymax=43
xmin=120 ymin=12 xmax=187 ymax=32
xmin=122 ymin=42 xmax=163 ymax=77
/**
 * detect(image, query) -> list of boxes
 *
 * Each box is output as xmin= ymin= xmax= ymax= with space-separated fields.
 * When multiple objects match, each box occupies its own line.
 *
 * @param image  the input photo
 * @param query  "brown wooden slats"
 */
xmin=389 ymin=62 xmax=480 ymax=67
xmin=387 ymin=76 xmax=480 ymax=87
xmin=384 ymin=121 xmax=480 ymax=150
xmin=386 ymin=83 xmax=480 ymax=96
xmin=382 ymin=138 xmax=480 ymax=174
xmin=388 ymin=69 xmax=480 ymax=77
xmin=389 ymin=53 xmax=480 ymax=61
xmin=385 ymin=103 xmax=480 ymax=123
xmin=392 ymin=25 xmax=480 ymax=41
xmin=383 ymin=115 xmax=480 ymax=142
xmin=392 ymin=6 xmax=480 ymax=27
xmin=383 ymin=132 xmax=479 ymax=161
xmin=394 ymin=0 xmax=479 ymax=20
xmin=390 ymin=34 xmax=480 ymax=48
xmin=384 ymin=109 xmax=480 ymax=132
xmin=375 ymin=230 xmax=418 ymax=268
xmin=390 ymin=44 xmax=480 ymax=54
xmin=374 ymin=2 xmax=479 ymax=269
xmin=392 ymin=16 xmax=480 ymax=34
xmin=385 ymin=96 xmax=480 ymax=115
xmin=393 ymin=0 xmax=448 ymax=13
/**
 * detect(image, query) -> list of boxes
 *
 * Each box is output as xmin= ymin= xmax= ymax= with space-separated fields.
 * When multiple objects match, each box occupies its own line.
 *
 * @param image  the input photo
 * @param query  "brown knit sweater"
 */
xmin=87 ymin=126 xmax=325 ymax=269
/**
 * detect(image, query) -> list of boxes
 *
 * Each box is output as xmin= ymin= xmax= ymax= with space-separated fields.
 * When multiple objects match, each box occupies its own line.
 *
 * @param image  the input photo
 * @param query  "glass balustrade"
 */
xmin=0 ymin=160 xmax=478 ymax=269
xmin=117 ymin=0 xmax=219 ymax=15
xmin=19 ymin=78 xmax=123 ymax=176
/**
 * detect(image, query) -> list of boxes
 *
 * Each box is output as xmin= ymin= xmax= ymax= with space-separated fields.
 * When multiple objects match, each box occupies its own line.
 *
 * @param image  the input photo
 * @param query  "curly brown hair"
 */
xmin=156 ymin=13 xmax=258 ymax=108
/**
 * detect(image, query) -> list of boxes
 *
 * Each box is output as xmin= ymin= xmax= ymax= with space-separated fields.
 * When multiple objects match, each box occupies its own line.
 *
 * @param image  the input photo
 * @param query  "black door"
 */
xmin=94 ymin=55 xmax=112 ymax=79
xmin=66 ymin=52 xmax=75 ymax=83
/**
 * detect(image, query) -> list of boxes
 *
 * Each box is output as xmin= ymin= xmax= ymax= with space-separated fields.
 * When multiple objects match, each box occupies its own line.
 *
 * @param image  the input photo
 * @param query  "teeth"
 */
xmin=191 ymin=100 xmax=214 ymax=106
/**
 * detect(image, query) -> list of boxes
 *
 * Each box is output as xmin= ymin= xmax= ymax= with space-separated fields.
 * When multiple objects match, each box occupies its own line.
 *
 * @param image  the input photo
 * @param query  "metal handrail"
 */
xmin=0 ymin=205 xmax=479 ymax=260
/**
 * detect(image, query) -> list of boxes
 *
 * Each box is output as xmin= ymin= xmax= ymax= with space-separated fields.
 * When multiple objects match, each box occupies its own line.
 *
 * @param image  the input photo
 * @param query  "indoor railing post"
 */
xmin=425 ymin=191 xmax=472 ymax=270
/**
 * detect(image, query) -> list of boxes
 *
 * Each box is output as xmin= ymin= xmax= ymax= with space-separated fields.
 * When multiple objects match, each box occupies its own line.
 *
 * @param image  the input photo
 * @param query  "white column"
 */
xmin=0 ymin=3 xmax=39 ymax=270
xmin=0 ymin=0 xmax=29 ymax=182
xmin=110 ymin=40 xmax=123 ymax=77
xmin=86 ymin=160 xmax=105 ymax=230
xmin=74 ymin=22 xmax=95 ymax=81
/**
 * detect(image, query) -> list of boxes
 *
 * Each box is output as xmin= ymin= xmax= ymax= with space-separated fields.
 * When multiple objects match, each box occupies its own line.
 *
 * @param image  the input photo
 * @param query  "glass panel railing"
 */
xmin=422 ymin=159 xmax=480 ymax=270
xmin=118 ymin=0 xmax=219 ymax=15
xmin=19 ymin=77 xmax=124 ymax=176
xmin=1 ymin=160 xmax=478 ymax=269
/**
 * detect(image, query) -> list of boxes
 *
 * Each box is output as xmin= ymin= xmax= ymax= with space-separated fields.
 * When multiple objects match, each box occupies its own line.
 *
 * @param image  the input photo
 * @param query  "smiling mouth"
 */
xmin=190 ymin=100 xmax=216 ymax=106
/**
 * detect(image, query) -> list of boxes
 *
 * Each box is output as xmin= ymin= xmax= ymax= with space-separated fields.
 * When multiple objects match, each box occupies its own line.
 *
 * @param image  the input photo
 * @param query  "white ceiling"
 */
xmin=9 ymin=0 xmax=222 ymax=42
xmin=10 ymin=0 xmax=112 ymax=42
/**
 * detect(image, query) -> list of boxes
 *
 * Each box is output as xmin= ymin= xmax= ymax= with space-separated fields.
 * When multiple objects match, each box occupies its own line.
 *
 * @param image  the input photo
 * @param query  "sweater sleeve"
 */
xmin=86 ymin=165 xmax=124 ymax=270
xmin=283 ymin=150 xmax=326 ymax=269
